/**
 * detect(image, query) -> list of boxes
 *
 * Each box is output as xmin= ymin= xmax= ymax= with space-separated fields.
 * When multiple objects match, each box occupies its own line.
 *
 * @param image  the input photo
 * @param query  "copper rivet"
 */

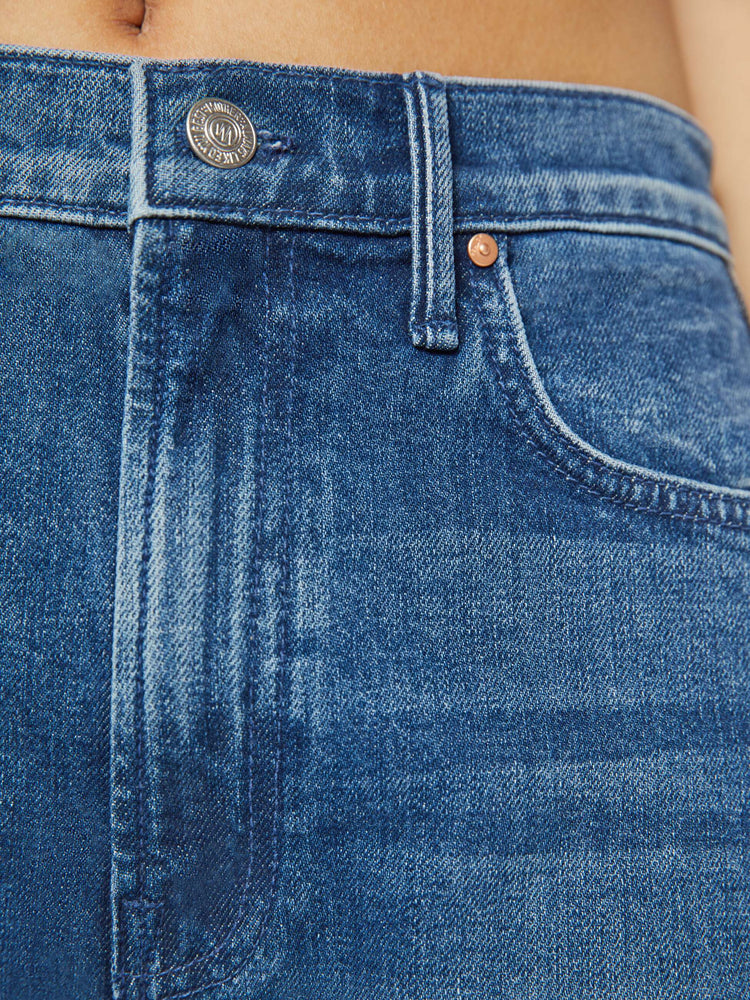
xmin=467 ymin=232 xmax=498 ymax=267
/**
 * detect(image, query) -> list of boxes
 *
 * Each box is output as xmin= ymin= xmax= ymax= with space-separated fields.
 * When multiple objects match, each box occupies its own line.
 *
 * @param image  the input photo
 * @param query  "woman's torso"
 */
xmin=1 ymin=0 xmax=691 ymax=110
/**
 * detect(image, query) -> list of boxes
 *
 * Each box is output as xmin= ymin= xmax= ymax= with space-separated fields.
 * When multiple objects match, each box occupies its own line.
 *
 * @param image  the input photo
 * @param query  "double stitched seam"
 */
xmin=418 ymin=79 xmax=436 ymax=326
xmin=0 ymin=195 xmax=127 ymax=215
xmin=420 ymin=76 xmax=458 ymax=345
xmin=470 ymin=247 xmax=750 ymax=532
xmin=0 ymin=202 xmax=729 ymax=262
xmin=140 ymin=902 xmax=165 ymax=997
xmin=148 ymin=63 xmax=400 ymax=86
xmin=120 ymin=228 xmax=287 ymax=993
xmin=116 ymin=220 xmax=173 ymax=985
xmin=144 ymin=200 xmax=729 ymax=254
xmin=403 ymin=72 xmax=458 ymax=350
xmin=154 ymin=231 xmax=299 ymax=1000
xmin=118 ymin=899 xmax=166 ymax=998
xmin=155 ymin=230 xmax=292 ymax=1000
xmin=457 ymin=213 xmax=728 ymax=252
xmin=144 ymin=198 xmax=411 ymax=224
xmin=0 ymin=52 xmax=132 ymax=74
xmin=403 ymin=78 xmax=425 ymax=341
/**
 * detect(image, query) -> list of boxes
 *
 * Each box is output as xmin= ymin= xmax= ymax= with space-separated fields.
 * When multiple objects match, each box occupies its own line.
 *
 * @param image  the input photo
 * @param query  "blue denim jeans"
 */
xmin=0 ymin=40 xmax=749 ymax=1000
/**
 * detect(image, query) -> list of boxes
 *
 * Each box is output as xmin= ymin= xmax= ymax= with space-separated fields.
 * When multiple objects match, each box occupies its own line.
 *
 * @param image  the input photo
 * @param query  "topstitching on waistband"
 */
xmin=0 ymin=44 xmax=731 ymax=258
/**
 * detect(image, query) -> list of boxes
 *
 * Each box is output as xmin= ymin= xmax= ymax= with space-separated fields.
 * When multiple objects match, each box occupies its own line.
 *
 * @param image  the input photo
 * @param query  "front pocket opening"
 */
xmin=468 ymin=231 xmax=750 ymax=534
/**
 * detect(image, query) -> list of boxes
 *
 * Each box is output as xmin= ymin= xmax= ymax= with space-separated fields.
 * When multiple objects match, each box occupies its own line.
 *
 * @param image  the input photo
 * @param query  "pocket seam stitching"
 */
xmin=471 ymin=236 xmax=750 ymax=533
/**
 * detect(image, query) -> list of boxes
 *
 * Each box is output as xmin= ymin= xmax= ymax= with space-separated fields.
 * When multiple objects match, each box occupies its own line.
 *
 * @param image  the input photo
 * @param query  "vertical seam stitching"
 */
xmin=416 ymin=76 xmax=436 ymax=323
xmin=403 ymin=79 xmax=424 ymax=335
xmin=120 ymin=228 xmax=284 ymax=993
xmin=127 ymin=57 xmax=148 ymax=228
xmin=120 ymin=218 xmax=172 ymax=983
xmin=154 ymin=228 xmax=291 ymax=1000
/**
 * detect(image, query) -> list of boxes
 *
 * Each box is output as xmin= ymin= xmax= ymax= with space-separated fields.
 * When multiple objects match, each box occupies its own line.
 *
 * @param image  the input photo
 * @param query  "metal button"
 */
xmin=467 ymin=232 xmax=498 ymax=267
xmin=186 ymin=98 xmax=257 ymax=169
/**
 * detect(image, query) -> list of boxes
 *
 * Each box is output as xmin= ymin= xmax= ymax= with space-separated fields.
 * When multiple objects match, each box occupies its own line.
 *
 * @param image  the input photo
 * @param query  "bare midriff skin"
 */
xmin=0 ymin=0 xmax=691 ymax=107
xmin=2 ymin=0 xmax=750 ymax=305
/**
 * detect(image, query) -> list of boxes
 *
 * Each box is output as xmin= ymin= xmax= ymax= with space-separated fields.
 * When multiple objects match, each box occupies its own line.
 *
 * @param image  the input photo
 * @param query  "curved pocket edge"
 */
xmin=468 ymin=232 xmax=750 ymax=534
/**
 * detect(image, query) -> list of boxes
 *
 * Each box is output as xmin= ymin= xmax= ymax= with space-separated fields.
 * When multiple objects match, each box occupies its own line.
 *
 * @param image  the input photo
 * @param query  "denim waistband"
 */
xmin=0 ymin=42 xmax=731 ymax=352
xmin=0 ymin=42 xmax=728 ymax=250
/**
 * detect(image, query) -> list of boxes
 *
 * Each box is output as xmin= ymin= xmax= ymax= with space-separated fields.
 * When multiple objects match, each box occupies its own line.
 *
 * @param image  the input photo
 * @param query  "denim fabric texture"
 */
xmin=0 ymin=40 xmax=749 ymax=1000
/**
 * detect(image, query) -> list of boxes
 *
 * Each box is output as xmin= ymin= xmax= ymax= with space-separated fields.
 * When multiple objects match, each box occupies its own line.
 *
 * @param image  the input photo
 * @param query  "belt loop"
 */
xmin=128 ymin=56 xmax=148 ymax=229
xmin=402 ymin=70 xmax=459 ymax=352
